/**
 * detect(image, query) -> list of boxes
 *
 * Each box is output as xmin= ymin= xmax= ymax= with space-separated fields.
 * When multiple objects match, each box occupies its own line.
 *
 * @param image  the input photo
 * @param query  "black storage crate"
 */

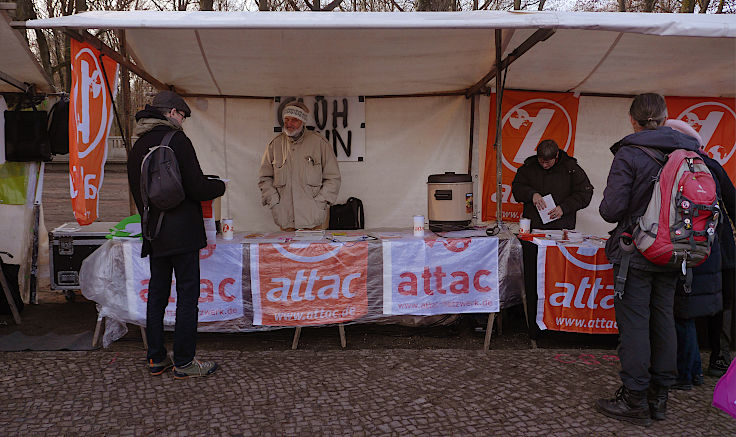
xmin=49 ymin=222 xmax=116 ymax=290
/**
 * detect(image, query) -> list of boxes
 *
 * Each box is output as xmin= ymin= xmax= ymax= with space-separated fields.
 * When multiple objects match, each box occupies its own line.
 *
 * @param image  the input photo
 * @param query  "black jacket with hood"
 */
xmin=599 ymin=126 xmax=701 ymax=271
xmin=511 ymin=149 xmax=593 ymax=230
xmin=674 ymin=153 xmax=736 ymax=319
xmin=127 ymin=105 xmax=225 ymax=258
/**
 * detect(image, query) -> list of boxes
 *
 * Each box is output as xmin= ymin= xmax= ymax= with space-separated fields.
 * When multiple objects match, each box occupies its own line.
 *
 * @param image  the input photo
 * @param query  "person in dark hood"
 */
xmin=127 ymin=91 xmax=226 ymax=379
xmin=595 ymin=94 xmax=702 ymax=426
xmin=511 ymin=139 xmax=593 ymax=230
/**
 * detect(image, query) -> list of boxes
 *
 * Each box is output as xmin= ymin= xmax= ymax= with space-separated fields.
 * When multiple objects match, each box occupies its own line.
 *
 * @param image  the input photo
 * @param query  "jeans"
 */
xmin=675 ymin=318 xmax=702 ymax=383
xmin=614 ymin=265 xmax=678 ymax=391
xmin=146 ymin=250 xmax=201 ymax=367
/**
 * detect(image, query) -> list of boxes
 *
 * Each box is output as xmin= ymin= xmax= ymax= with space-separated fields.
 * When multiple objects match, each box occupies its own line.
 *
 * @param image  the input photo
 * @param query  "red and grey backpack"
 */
xmin=616 ymin=147 xmax=720 ymax=296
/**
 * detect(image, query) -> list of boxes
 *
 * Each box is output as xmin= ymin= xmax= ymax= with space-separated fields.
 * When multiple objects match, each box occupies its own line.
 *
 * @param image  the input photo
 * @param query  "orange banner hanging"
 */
xmin=665 ymin=96 xmax=736 ymax=186
xmin=69 ymin=39 xmax=119 ymax=225
xmin=482 ymin=91 xmax=579 ymax=222
xmin=536 ymin=243 xmax=618 ymax=335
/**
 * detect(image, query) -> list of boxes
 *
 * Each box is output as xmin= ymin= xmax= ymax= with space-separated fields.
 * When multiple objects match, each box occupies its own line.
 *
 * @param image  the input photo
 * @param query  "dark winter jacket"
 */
xmin=599 ymin=126 xmax=701 ymax=271
xmin=511 ymin=149 xmax=593 ymax=230
xmin=674 ymin=153 xmax=736 ymax=319
xmin=127 ymin=105 xmax=226 ymax=258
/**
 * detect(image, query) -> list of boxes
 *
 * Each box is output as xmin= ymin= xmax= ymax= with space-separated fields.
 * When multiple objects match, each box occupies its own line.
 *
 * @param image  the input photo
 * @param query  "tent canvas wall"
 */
xmin=1 ymin=4 xmax=54 ymax=302
xmin=21 ymin=11 xmax=736 ymax=235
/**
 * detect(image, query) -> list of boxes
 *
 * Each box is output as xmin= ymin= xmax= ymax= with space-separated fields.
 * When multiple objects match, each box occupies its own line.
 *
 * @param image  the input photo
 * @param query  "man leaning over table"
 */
xmin=511 ymin=139 xmax=593 ymax=231
xmin=258 ymin=101 xmax=341 ymax=231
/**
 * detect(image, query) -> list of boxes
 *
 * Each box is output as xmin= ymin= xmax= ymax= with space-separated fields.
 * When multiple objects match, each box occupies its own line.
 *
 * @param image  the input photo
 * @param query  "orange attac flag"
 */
xmin=482 ymin=91 xmax=579 ymax=223
xmin=69 ymin=39 xmax=119 ymax=225
xmin=665 ymin=96 xmax=736 ymax=186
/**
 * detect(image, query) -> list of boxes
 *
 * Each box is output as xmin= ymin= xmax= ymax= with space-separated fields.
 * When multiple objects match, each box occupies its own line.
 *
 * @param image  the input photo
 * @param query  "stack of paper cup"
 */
xmin=413 ymin=215 xmax=425 ymax=237
xmin=222 ymin=218 xmax=234 ymax=240
xmin=519 ymin=218 xmax=531 ymax=234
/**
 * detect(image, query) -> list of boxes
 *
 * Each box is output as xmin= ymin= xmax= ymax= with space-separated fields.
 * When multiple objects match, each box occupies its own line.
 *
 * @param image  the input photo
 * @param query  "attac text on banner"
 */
xmin=250 ymin=242 xmax=369 ymax=326
xmin=383 ymin=237 xmax=500 ymax=315
xmin=536 ymin=242 xmax=617 ymax=334
xmin=124 ymin=243 xmax=244 ymax=323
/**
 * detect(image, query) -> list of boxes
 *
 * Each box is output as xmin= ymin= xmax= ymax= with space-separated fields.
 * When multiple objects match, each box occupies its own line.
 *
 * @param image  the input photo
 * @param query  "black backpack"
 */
xmin=47 ymin=96 xmax=70 ymax=155
xmin=329 ymin=197 xmax=364 ymax=230
xmin=140 ymin=130 xmax=185 ymax=240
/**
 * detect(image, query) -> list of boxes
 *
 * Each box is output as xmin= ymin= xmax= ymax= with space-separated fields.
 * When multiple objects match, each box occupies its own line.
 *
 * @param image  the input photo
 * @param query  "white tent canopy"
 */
xmin=23 ymin=11 xmax=736 ymax=98
xmin=0 ymin=7 xmax=52 ymax=93
xmin=18 ymin=11 xmax=736 ymax=235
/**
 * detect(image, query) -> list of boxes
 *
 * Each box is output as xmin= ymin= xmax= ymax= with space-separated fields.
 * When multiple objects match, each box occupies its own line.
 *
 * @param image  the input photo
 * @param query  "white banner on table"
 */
xmin=123 ymin=243 xmax=244 ymax=323
xmin=382 ymin=237 xmax=499 ymax=315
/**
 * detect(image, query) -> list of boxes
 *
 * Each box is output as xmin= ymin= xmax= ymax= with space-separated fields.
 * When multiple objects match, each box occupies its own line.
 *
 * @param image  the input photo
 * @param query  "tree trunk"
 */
xmin=618 ymin=0 xmax=626 ymax=12
xmin=201 ymin=0 xmax=214 ymax=10
xmin=514 ymin=0 xmax=520 ymax=9
xmin=697 ymin=0 xmax=710 ymax=12
xmin=717 ymin=0 xmax=724 ymax=13
xmin=538 ymin=0 xmax=546 ymax=10
xmin=681 ymin=0 xmax=696 ymax=12
xmin=643 ymin=0 xmax=656 ymax=11
xmin=259 ymin=0 xmax=269 ymax=10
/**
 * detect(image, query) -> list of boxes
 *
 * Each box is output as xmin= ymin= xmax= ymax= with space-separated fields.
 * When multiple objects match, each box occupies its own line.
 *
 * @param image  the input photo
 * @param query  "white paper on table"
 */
xmin=538 ymin=194 xmax=557 ymax=224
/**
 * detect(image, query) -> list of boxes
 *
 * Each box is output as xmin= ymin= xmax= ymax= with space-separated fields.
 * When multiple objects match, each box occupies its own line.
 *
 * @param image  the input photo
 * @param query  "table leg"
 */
xmin=483 ymin=312 xmax=496 ymax=350
xmin=92 ymin=314 xmax=104 ymax=348
xmin=291 ymin=327 xmax=302 ymax=350
xmin=338 ymin=324 xmax=346 ymax=348
xmin=140 ymin=326 xmax=148 ymax=350
xmin=0 ymin=266 xmax=21 ymax=325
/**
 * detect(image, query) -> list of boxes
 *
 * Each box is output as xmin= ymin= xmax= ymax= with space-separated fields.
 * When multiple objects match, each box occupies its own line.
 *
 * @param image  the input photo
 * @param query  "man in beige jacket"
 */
xmin=258 ymin=102 xmax=341 ymax=231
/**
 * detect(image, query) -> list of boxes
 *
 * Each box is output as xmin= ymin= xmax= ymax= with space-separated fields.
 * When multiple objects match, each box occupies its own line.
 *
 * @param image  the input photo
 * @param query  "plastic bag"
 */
xmin=713 ymin=358 xmax=736 ymax=419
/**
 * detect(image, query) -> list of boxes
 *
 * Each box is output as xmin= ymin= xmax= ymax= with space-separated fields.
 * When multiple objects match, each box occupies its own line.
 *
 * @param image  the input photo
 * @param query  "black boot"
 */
xmin=647 ymin=384 xmax=668 ymax=420
xmin=595 ymin=386 xmax=653 ymax=427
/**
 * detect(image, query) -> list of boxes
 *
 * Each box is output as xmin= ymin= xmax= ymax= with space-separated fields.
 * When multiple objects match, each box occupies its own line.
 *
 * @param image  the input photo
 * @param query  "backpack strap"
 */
xmin=614 ymin=232 xmax=636 ymax=299
xmin=141 ymin=130 xmax=178 ymax=241
xmin=631 ymin=145 xmax=667 ymax=166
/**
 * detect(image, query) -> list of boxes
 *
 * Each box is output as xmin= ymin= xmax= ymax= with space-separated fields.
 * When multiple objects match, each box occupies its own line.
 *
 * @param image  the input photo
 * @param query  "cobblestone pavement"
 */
xmin=0 ymin=347 xmax=732 ymax=436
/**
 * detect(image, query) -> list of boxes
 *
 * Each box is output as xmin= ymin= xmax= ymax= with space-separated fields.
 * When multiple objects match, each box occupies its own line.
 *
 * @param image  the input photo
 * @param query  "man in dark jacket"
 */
xmin=511 ymin=139 xmax=593 ymax=230
xmin=127 ymin=91 xmax=226 ymax=379
xmin=596 ymin=94 xmax=701 ymax=426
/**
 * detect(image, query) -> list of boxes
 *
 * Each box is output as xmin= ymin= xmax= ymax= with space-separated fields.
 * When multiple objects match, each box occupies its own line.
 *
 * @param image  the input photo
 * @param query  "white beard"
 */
xmin=284 ymin=125 xmax=304 ymax=138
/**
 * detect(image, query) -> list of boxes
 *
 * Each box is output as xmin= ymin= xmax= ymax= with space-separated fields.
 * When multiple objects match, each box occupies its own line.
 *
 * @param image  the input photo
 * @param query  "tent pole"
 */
xmin=467 ymin=94 xmax=475 ymax=176
xmin=494 ymin=29 xmax=503 ymax=225
xmin=63 ymin=29 xmax=169 ymax=91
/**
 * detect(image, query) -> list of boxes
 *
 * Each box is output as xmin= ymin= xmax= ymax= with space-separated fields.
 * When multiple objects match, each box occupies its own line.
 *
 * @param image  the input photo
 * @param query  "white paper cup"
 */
xmin=222 ymin=218 xmax=234 ymax=240
xmin=519 ymin=218 xmax=531 ymax=234
xmin=413 ymin=215 xmax=425 ymax=237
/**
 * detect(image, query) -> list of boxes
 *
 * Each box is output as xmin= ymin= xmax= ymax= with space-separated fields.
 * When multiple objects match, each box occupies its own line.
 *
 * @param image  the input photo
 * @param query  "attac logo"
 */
xmin=69 ymin=39 xmax=119 ymax=225
xmin=253 ymin=242 xmax=368 ymax=326
xmin=538 ymin=245 xmax=618 ymax=334
xmin=482 ymin=91 xmax=579 ymax=222
xmin=666 ymin=96 xmax=736 ymax=186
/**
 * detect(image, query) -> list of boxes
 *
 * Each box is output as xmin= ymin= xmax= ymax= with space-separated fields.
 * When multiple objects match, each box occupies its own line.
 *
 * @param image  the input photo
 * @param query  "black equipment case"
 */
xmin=49 ymin=222 xmax=115 ymax=291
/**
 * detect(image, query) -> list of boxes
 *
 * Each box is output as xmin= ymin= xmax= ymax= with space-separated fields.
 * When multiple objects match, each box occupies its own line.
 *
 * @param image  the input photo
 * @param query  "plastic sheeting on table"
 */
xmin=79 ymin=228 xmax=523 ymax=346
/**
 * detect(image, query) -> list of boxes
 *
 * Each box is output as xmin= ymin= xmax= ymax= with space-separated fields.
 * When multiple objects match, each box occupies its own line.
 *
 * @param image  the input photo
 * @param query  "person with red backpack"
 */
xmin=665 ymin=119 xmax=736 ymax=390
xmin=595 ymin=94 xmax=704 ymax=426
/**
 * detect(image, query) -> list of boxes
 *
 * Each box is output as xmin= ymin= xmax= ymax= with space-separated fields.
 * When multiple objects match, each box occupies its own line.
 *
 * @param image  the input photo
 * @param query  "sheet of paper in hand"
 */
xmin=538 ymin=194 xmax=557 ymax=224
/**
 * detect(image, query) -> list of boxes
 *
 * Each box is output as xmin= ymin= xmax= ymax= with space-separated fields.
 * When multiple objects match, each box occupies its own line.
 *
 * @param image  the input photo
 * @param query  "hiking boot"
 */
xmin=647 ymin=384 xmax=668 ymax=421
xmin=595 ymin=386 xmax=652 ymax=427
xmin=707 ymin=354 xmax=732 ymax=378
xmin=173 ymin=358 xmax=219 ymax=379
xmin=148 ymin=355 xmax=174 ymax=376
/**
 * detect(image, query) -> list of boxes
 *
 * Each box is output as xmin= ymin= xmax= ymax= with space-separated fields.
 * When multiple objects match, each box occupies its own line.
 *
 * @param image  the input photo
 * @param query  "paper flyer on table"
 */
xmin=538 ymin=194 xmax=556 ymax=224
